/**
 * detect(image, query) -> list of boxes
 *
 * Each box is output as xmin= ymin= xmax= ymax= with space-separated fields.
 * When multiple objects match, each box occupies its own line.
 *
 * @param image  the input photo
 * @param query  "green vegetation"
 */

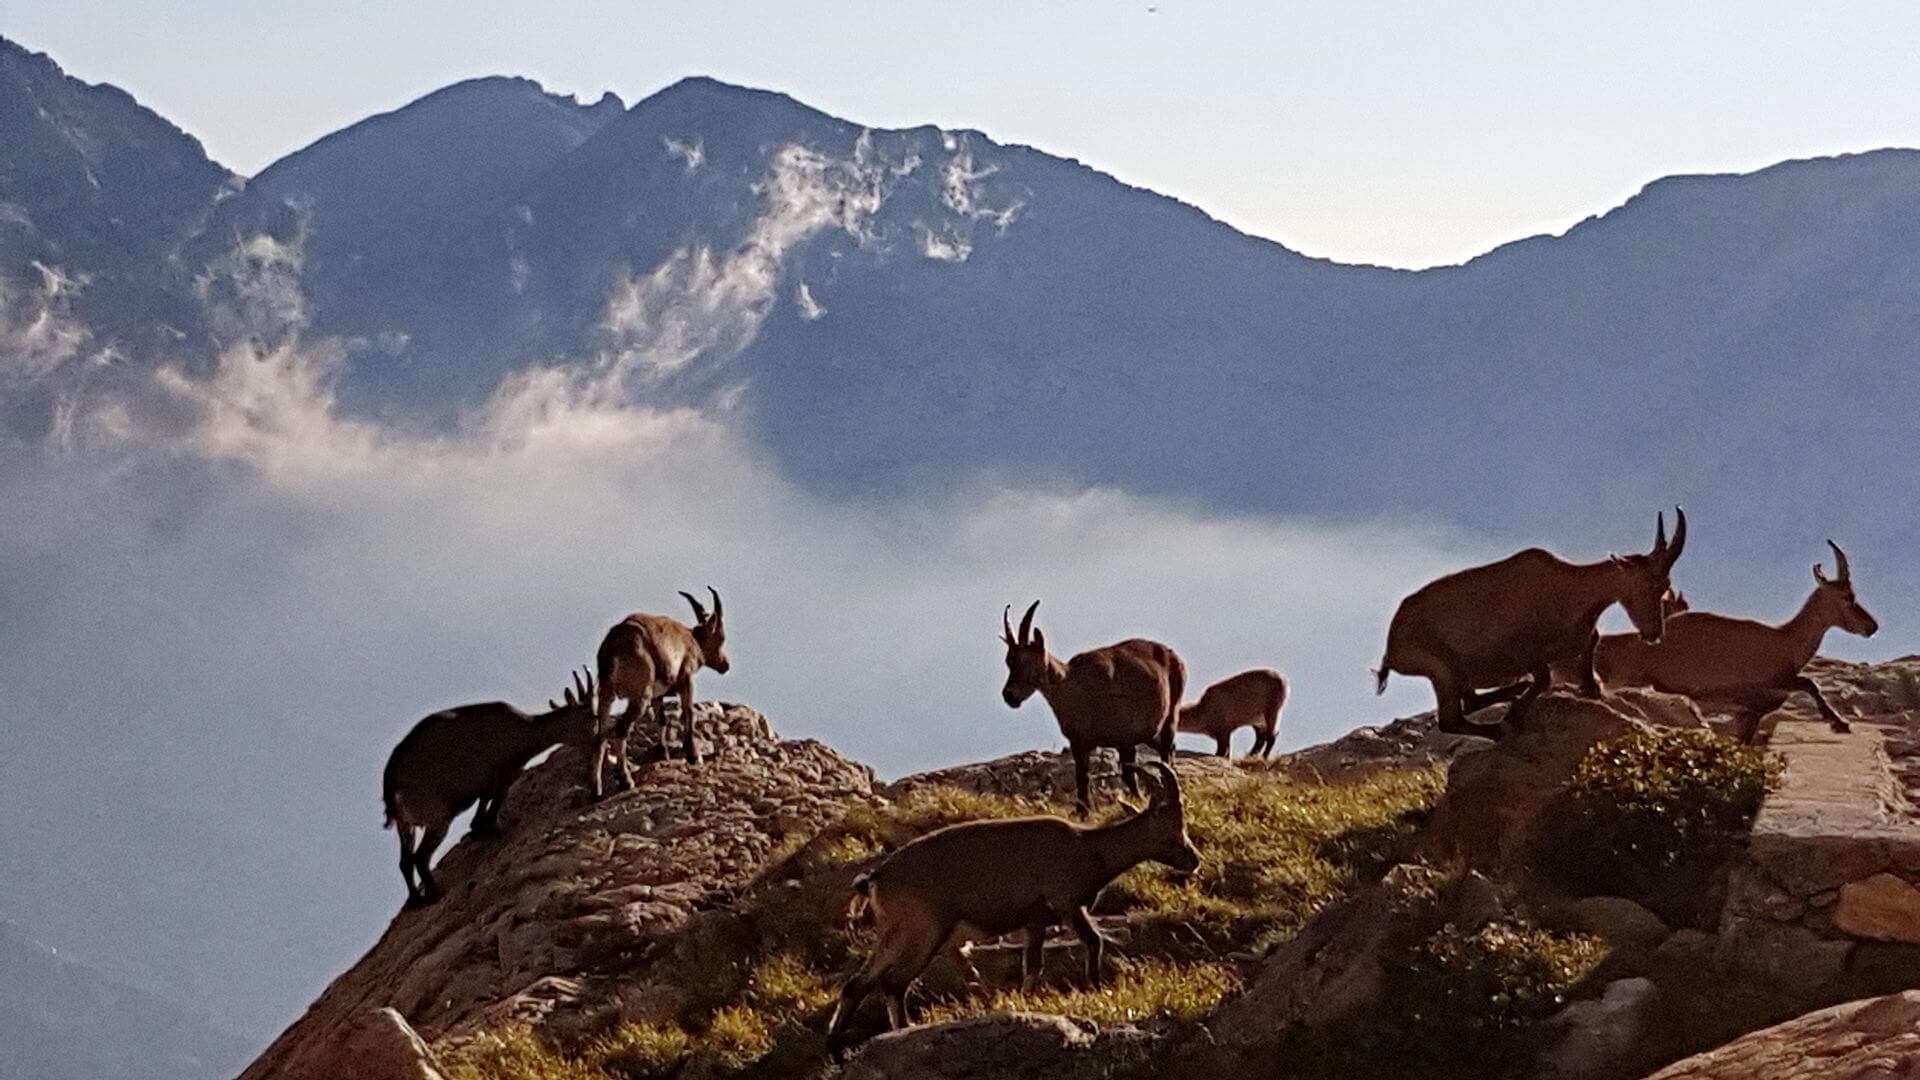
xmin=1280 ymin=868 xmax=1609 ymax=1080
xmin=1541 ymin=725 xmax=1781 ymax=922
xmin=441 ymin=763 xmax=1443 ymax=1080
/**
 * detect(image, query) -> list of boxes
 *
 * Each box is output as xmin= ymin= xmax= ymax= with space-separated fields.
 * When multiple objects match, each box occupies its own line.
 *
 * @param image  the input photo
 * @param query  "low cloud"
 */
xmin=0 ymin=169 xmax=1476 ymax=1040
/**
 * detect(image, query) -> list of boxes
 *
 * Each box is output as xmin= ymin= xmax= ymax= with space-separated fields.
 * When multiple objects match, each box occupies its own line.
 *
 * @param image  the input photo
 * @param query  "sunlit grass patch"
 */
xmin=442 ymin=763 xmax=1445 ymax=1079
xmin=922 ymin=959 xmax=1237 ymax=1027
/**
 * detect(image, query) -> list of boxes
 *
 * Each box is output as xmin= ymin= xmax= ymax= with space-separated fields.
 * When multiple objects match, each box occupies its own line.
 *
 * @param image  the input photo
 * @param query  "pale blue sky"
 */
xmin=7 ymin=0 xmax=1919 ymax=267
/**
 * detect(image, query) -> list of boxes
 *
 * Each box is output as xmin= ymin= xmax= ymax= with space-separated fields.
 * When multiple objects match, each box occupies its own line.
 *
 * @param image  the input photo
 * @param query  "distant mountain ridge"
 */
xmin=3 ymin=44 xmax=1916 ymax=588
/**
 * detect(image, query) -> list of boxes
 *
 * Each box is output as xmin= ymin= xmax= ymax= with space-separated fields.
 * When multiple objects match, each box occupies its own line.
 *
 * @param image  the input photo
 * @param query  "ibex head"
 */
xmin=1001 ymin=600 xmax=1051 ymax=707
xmin=1608 ymin=506 xmax=1687 ymax=644
xmin=1811 ymin=540 xmax=1878 ymax=638
xmin=1132 ymin=762 xmax=1201 ymax=873
xmin=546 ymin=667 xmax=597 ymax=724
xmin=680 ymin=586 xmax=731 ymax=673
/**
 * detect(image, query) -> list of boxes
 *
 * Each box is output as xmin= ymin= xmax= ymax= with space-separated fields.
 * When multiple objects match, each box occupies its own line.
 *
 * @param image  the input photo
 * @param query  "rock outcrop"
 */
xmin=242 ymin=659 xmax=1920 ymax=1080
xmin=240 ymin=704 xmax=872 ymax=1080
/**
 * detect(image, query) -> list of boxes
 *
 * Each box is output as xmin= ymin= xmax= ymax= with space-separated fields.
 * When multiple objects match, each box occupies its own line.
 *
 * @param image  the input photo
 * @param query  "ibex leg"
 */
xmin=413 ymin=820 xmax=449 ymax=905
xmin=1791 ymin=675 xmax=1850 ymax=733
xmin=676 ymin=680 xmax=703 ymax=765
xmin=397 ymin=827 xmax=421 ymax=907
xmin=1069 ymin=906 xmax=1106 ymax=987
xmin=1070 ymin=743 xmax=1093 ymax=817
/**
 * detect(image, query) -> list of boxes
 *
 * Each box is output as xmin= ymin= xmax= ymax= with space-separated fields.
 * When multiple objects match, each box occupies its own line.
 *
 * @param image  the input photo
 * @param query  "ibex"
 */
xmin=824 ymin=761 xmax=1199 ymax=1060
xmin=1375 ymin=508 xmax=1687 ymax=735
xmin=1594 ymin=540 xmax=1878 ymax=743
xmin=591 ymin=587 xmax=730 ymax=798
xmin=1000 ymin=600 xmax=1185 ymax=814
xmin=1177 ymin=668 xmax=1287 ymax=758
xmin=382 ymin=668 xmax=595 ymax=909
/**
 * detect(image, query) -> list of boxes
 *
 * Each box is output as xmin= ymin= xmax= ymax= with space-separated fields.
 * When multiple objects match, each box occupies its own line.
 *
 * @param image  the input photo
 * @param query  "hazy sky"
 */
xmin=9 ymin=1 xmax=1920 ymax=267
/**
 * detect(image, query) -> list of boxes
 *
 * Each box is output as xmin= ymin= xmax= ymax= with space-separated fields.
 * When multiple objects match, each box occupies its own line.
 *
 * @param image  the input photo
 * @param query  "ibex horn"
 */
xmin=707 ymin=585 xmax=722 ymax=621
xmin=1018 ymin=600 xmax=1040 ymax=645
xmin=680 ymin=590 xmax=708 ymax=623
xmin=1002 ymin=605 xmax=1016 ymax=645
xmin=1827 ymin=539 xmax=1851 ymax=583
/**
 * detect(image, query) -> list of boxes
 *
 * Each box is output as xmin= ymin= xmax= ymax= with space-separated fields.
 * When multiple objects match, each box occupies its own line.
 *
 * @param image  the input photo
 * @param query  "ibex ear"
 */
xmin=1031 ymin=626 xmax=1046 ymax=651
xmin=1813 ymin=562 xmax=1829 ymax=585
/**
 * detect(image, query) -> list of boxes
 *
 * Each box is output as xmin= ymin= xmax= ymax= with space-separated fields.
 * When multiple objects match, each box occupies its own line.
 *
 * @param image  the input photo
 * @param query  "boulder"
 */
xmin=1833 ymin=873 xmax=1920 ymax=944
xmin=839 ymin=1013 xmax=1155 ymax=1080
xmin=1644 ymin=990 xmax=1920 ymax=1079
xmin=1421 ymin=690 xmax=1700 ymax=880
xmin=336 ymin=1009 xmax=446 ymax=1080
xmin=1542 ymin=977 xmax=1661 ymax=1080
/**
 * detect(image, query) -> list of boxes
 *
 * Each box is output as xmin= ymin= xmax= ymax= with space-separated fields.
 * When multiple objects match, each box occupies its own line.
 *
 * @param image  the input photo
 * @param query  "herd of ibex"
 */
xmin=376 ymin=507 xmax=1880 ymax=1055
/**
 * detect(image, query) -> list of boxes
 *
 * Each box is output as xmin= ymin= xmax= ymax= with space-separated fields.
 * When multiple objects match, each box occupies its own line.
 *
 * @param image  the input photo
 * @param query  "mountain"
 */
xmin=5 ymin=60 xmax=1918 ymax=605
xmin=0 ymin=919 xmax=251 ymax=1080
xmin=0 ymin=36 xmax=231 ymax=382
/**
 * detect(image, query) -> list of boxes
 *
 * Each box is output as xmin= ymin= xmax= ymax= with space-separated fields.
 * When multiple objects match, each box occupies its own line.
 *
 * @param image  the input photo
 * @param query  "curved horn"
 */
xmin=1002 ymin=604 xmax=1016 ymax=645
xmin=1827 ymin=539 xmax=1851 ymax=583
xmin=1018 ymin=600 xmax=1040 ymax=645
xmin=679 ymin=589 xmax=709 ymax=623
xmin=572 ymin=667 xmax=590 ymax=706
xmin=1145 ymin=761 xmax=1181 ymax=804
xmin=707 ymin=585 xmax=723 ymax=621
xmin=1655 ymin=506 xmax=1687 ymax=566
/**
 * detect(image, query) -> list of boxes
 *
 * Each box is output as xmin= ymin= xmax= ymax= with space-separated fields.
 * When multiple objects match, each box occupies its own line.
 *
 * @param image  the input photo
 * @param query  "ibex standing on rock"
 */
xmin=1000 ymin=601 xmax=1185 ymax=815
xmin=824 ymin=762 xmax=1200 ymax=1061
xmin=1594 ymin=540 xmax=1878 ymax=743
xmin=592 ymin=587 xmax=730 ymax=798
xmin=382 ymin=668 xmax=596 ymax=909
xmin=1178 ymin=668 xmax=1287 ymax=758
xmin=1375 ymin=508 xmax=1687 ymax=735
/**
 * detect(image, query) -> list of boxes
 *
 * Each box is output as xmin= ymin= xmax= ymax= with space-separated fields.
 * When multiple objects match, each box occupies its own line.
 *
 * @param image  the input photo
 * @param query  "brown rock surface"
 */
xmin=1421 ymin=689 xmax=1702 ymax=878
xmin=1835 ymin=873 xmax=1920 ymax=944
xmin=238 ymin=703 xmax=873 ymax=1080
xmin=336 ymin=1008 xmax=447 ymax=1080
xmin=1643 ymin=990 xmax=1920 ymax=1079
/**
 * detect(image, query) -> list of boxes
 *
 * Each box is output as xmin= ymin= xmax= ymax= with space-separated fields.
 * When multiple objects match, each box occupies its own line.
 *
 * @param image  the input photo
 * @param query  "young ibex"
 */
xmin=824 ymin=761 xmax=1199 ymax=1060
xmin=382 ymin=668 xmax=595 ymax=909
xmin=1375 ymin=508 xmax=1687 ymax=735
xmin=1178 ymin=668 xmax=1287 ymax=758
xmin=1000 ymin=600 xmax=1185 ymax=814
xmin=591 ymin=587 xmax=730 ymax=798
xmin=1594 ymin=540 xmax=1878 ymax=743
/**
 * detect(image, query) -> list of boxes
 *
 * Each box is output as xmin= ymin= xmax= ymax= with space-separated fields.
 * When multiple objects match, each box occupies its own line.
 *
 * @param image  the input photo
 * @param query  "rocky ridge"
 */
xmin=243 ymin=659 xmax=1920 ymax=1080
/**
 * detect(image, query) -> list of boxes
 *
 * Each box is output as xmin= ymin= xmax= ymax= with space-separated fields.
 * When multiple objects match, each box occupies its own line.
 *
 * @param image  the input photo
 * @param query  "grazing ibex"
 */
xmin=1000 ymin=600 xmax=1185 ymax=814
xmin=1178 ymin=668 xmax=1287 ymax=758
xmin=382 ymin=668 xmax=595 ymax=909
xmin=1595 ymin=540 xmax=1878 ymax=743
xmin=1375 ymin=508 xmax=1687 ymax=735
xmin=591 ymin=587 xmax=730 ymax=797
xmin=824 ymin=762 xmax=1199 ymax=1060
